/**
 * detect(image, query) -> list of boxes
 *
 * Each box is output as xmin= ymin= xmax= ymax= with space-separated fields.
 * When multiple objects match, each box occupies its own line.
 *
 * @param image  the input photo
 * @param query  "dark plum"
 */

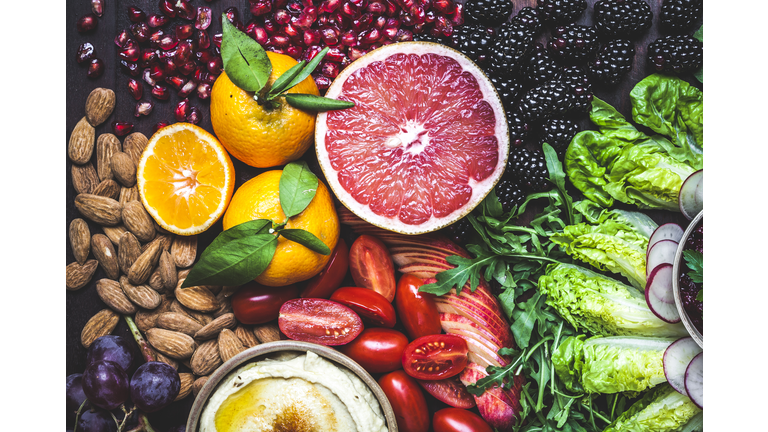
xmin=75 ymin=408 xmax=118 ymax=432
xmin=130 ymin=362 xmax=180 ymax=413
xmin=66 ymin=373 xmax=88 ymax=423
xmin=86 ymin=335 xmax=137 ymax=374
xmin=82 ymin=360 xmax=130 ymax=410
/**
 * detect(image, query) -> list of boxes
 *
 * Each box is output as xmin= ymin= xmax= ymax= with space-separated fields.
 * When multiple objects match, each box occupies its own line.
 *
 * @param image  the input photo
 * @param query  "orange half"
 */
xmin=137 ymin=123 xmax=235 ymax=236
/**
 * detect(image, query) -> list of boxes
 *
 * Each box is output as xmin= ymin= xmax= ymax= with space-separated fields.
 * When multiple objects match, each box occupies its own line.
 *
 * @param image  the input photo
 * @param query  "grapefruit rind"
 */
xmin=315 ymin=42 xmax=509 ymax=235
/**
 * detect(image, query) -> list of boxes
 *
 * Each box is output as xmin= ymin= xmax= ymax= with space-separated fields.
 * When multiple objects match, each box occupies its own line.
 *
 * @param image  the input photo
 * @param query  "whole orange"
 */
xmin=222 ymin=170 xmax=340 ymax=286
xmin=210 ymin=52 xmax=320 ymax=168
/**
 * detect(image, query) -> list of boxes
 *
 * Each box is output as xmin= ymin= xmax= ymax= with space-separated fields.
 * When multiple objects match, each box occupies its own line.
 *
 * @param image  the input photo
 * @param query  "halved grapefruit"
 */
xmin=316 ymin=42 xmax=509 ymax=235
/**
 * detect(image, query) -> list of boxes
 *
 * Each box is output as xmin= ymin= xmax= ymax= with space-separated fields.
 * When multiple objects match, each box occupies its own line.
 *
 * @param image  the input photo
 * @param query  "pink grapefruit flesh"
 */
xmin=316 ymin=42 xmax=509 ymax=235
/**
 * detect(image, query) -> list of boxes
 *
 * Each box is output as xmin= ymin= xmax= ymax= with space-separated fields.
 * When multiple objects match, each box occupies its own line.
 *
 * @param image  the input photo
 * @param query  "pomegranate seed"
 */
xmin=76 ymin=43 xmax=95 ymax=64
xmin=302 ymin=45 xmax=325 ymax=61
xmin=286 ymin=1 xmax=303 ymax=14
xmin=366 ymin=1 xmax=385 ymax=13
xmin=320 ymin=0 xmax=341 ymax=13
xmin=314 ymin=74 xmax=332 ymax=90
xmin=325 ymin=46 xmax=347 ymax=62
xmin=154 ymin=121 xmax=171 ymax=133
xmin=433 ymin=15 xmax=452 ymax=37
xmin=178 ymin=79 xmax=197 ymax=97
xmin=172 ymin=23 xmax=193 ymax=40
xmin=128 ymin=6 xmax=146 ymax=22
xmin=425 ymin=10 xmax=436 ymax=24
xmin=274 ymin=9 xmax=291 ymax=24
xmin=120 ymin=60 xmax=141 ymax=76
xmin=149 ymin=65 xmax=166 ymax=82
xmin=175 ymin=99 xmax=190 ymax=121
xmin=174 ymin=41 xmax=193 ymax=64
xmin=158 ymin=34 xmax=179 ymax=50
xmin=286 ymin=45 xmax=304 ymax=59
xmin=213 ymin=33 xmax=222 ymax=48
xmin=293 ymin=9 xmax=317 ymax=29
xmin=303 ymin=29 xmax=321 ymax=46
xmin=283 ymin=23 xmax=300 ymax=38
xmin=115 ymin=30 xmax=133 ymax=48
xmin=130 ymin=22 xmax=150 ymax=43
xmin=186 ymin=106 xmax=202 ymax=125
xmin=224 ymin=7 xmax=241 ymax=25
xmin=342 ymin=2 xmax=361 ymax=18
xmin=147 ymin=14 xmax=170 ymax=28
xmin=275 ymin=0 xmax=289 ymax=9
xmin=165 ymin=75 xmax=186 ymax=90
xmin=135 ymin=101 xmax=154 ymax=117
xmin=92 ymin=0 xmax=104 ymax=17
xmin=271 ymin=35 xmax=290 ymax=47
xmin=87 ymin=58 xmax=105 ymax=78
xmin=250 ymin=0 xmax=272 ymax=16
xmin=320 ymin=28 xmax=339 ymax=45
xmin=249 ymin=25 xmax=270 ymax=45
xmin=176 ymin=0 xmax=196 ymax=20
xmin=195 ymin=30 xmax=211 ymax=50
xmin=127 ymin=79 xmax=143 ymax=100
xmin=197 ymin=82 xmax=212 ymax=99
xmin=160 ymin=57 xmax=178 ymax=75
xmin=207 ymin=57 xmax=223 ymax=74
xmin=196 ymin=49 xmax=214 ymax=64
xmin=263 ymin=18 xmax=279 ymax=35
xmin=374 ymin=16 xmax=387 ymax=29
xmin=352 ymin=13 xmax=373 ymax=31
xmin=139 ymin=49 xmax=158 ymax=67
xmin=383 ymin=26 xmax=398 ymax=39
xmin=178 ymin=61 xmax=196 ymax=76
xmin=142 ymin=68 xmax=156 ymax=86
xmin=151 ymin=84 xmax=170 ymax=100
xmin=432 ymin=0 xmax=453 ymax=14
xmin=450 ymin=2 xmax=463 ymax=25
xmin=395 ymin=28 xmax=413 ymax=41
xmin=112 ymin=122 xmax=134 ymax=137
xmin=348 ymin=46 xmax=367 ymax=60
xmin=320 ymin=61 xmax=340 ymax=78
xmin=77 ymin=14 xmax=98 ymax=33
xmin=384 ymin=0 xmax=398 ymax=16
xmin=195 ymin=6 xmax=213 ymax=30
xmin=158 ymin=0 xmax=177 ymax=17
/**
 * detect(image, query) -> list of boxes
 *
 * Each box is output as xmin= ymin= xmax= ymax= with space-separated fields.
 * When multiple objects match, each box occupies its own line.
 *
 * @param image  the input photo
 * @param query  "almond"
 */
xmin=85 ymin=88 xmax=115 ymax=127
xmin=170 ymin=301 xmax=213 ymax=327
xmin=156 ymin=312 xmax=203 ymax=337
xmin=96 ymin=133 xmax=120 ymax=181
xmin=110 ymin=151 xmax=137 ymax=188
xmin=123 ymin=132 xmax=148 ymax=166
xmin=122 ymin=201 xmax=156 ymax=243
xmin=91 ymin=234 xmax=120 ymax=280
xmin=156 ymin=352 xmax=179 ymax=370
xmin=234 ymin=325 xmax=260 ymax=348
xmin=75 ymin=194 xmax=122 ymax=226
xmin=171 ymin=235 xmax=197 ymax=268
xmin=194 ymin=313 xmax=236 ymax=340
xmin=158 ymin=250 xmax=178 ymax=291
xmin=175 ymin=373 xmax=194 ymax=401
xmin=102 ymin=225 xmax=128 ymax=245
xmin=69 ymin=218 xmax=91 ymax=265
xmin=192 ymin=376 xmax=209 ymax=398
xmin=71 ymin=162 xmax=100 ymax=195
xmin=142 ymin=234 xmax=173 ymax=254
xmin=253 ymin=322 xmax=282 ymax=344
xmin=213 ymin=291 xmax=233 ymax=318
xmin=134 ymin=295 xmax=171 ymax=332
xmin=190 ymin=340 xmax=221 ymax=376
xmin=66 ymin=260 xmax=98 ymax=291
xmin=92 ymin=179 xmax=121 ymax=200
xmin=128 ymin=240 xmax=163 ymax=285
xmin=96 ymin=279 xmax=137 ymax=315
xmin=119 ymin=186 xmax=139 ymax=206
xmin=218 ymin=329 xmax=246 ymax=363
xmin=148 ymin=266 xmax=165 ymax=292
xmin=68 ymin=116 xmax=95 ymax=165
xmin=176 ymin=286 xmax=219 ymax=312
xmin=118 ymin=231 xmax=142 ymax=275
xmin=81 ymin=309 xmax=119 ymax=348
xmin=146 ymin=328 xmax=196 ymax=360
xmin=120 ymin=276 xmax=162 ymax=310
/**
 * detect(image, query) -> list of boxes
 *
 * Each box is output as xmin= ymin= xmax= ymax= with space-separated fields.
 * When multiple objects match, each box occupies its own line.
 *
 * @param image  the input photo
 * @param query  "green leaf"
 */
xmin=278 ymin=229 xmax=331 ymax=255
xmin=693 ymin=26 xmax=702 ymax=42
xmin=543 ymin=143 xmax=573 ymax=225
xmin=283 ymin=93 xmax=355 ymax=111
xmin=182 ymin=233 xmax=278 ymax=287
xmin=276 ymin=47 xmax=330 ymax=96
xmin=683 ymin=250 xmax=703 ymax=284
xmin=266 ymin=60 xmax=307 ymax=97
xmin=200 ymin=219 xmax=273 ymax=254
xmin=696 ymin=289 xmax=702 ymax=302
xmin=279 ymin=161 xmax=319 ymax=217
xmin=220 ymin=17 xmax=272 ymax=93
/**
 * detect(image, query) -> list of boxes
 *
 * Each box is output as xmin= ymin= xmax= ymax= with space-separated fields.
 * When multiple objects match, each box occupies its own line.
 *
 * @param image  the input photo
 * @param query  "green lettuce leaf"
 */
xmin=602 ymin=384 xmax=702 ymax=432
xmin=552 ymin=335 xmax=675 ymax=394
xmin=537 ymin=263 xmax=688 ymax=338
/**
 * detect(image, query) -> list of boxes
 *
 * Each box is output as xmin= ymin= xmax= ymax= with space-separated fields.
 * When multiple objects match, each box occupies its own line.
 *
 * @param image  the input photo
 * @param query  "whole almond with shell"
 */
xmin=128 ymin=240 xmax=163 ymax=285
xmin=91 ymin=234 xmax=120 ymax=280
xmin=134 ymin=295 xmax=172 ymax=332
xmin=102 ymin=225 xmax=128 ymax=245
xmin=170 ymin=301 xmax=213 ymax=326
xmin=123 ymin=132 xmax=148 ymax=166
xmin=96 ymin=279 xmax=137 ymax=315
xmin=75 ymin=194 xmax=122 ymax=226
xmin=122 ymin=201 xmax=156 ymax=243
xmin=148 ymin=267 xmax=165 ymax=293
xmin=119 ymin=186 xmax=139 ymax=206
xmin=120 ymin=276 xmax=162 ymax=310
xmin=175 ymin=373 xmax=194 ymax=401
xmin=175 ymin=286 xmax=219 ymax=312
xmin=218 ymin=329 xmax=246 ymax=363
xmin=110 ymin=152 xmax=137 ymax=188
xmin=158 ymin=250 xmax=178 ymax=291
xmin=192 ymin=376 xmax=209 ymax=398
xmin=234 ymin=325 xmax=260 ymax=348
xmin=66 ymin=260 xmax=98 ymax=291
xmin=171 ymin=236 xmax=197 ymax=268
xmin=84 ymin=88 xmax=115 ymax=127
xmin=71 ymin=162 xmax=99 ymax=195
xmin=69 ymin=218 xmax=90 ymax=265
xmin=118 ymin=231 xmax=142 ymax=275
xmin=142 ymin=234 xmax=173 ymax=254
xmin=213 ymin=292 xmax=233 ymax=318
xmin=190 ymin=340 xmax=222 ymax=376
xmin=96 ymin=133 xmax=120 ymax=181
xmin=92 ymin=179 xmax=121 ymax=200
xmin=252 ymin=322 xmax=282 ymax=344
xmin=81 ymin=309 xmax=119 ymax=348
xmin=194 ymin=313 xmax=236 ymax=341
xmin=156 ymin=312 xmax=203 ymax=337
xmin=155 ymin=352 xmax=179 ymax=370
xmin=146 ymin=328 xmax=196 ymax=360
xmin=68 ymin=116 xmax=95 ymax=165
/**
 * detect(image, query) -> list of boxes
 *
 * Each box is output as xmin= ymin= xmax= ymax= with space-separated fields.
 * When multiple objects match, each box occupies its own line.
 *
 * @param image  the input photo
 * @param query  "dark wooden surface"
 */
xmin=66 ymin=0 xmax=698 ymax=429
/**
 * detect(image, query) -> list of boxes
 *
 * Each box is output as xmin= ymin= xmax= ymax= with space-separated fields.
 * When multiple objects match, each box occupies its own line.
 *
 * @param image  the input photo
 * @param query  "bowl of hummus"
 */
xmin=186 ymin=340 xmax=396 ymax=432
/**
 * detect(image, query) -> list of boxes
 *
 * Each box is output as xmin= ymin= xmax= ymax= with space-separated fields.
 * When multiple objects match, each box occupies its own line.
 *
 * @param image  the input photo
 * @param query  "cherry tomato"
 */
xmin=278 ymin=298 xmax=363 ymax=345
xmin=395 ymin=274 xmax=441 ymax=339
xmin=330 ymin=287 xmax=397 ymax=328
xmin=300 ymin=238 xmax=349 ymax=299
xmin=378 ymin=370 xmax=430 ymax=432
xmin=338 ymin=328 xmax=408 ymax=374
xmin=349 ymin=235 xmax=396 ymax=302
xmin=417 ymin=378 xmax=476 ymax=409
xmin=432 ymin=408 xmax=493 ymax=432
xmin=402 ymin=334 xmax=469 ymax=380
xmin=231 ymin=282 xmax=300 ymax=325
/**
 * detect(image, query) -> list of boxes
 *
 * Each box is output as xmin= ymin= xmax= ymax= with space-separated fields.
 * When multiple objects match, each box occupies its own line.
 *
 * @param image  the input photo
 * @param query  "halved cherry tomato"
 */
xmin=338 ymin=328 xmax=408 ymax=374
xmin=278 ymin=298 xmax=362 ymax=345
xmin=395 ymin=274 xmax=441 ymax=339
xmin=432 ymin=408 xmax=493 ymax=432
xmin=330 ymin=287 xmax=397 ymax=328
xmin=402 ymin=334 xmax=469 ymax=380
xmin=417 ymin=377 xmax=476 ymax=409
xmin=378 ymin=370 xmax=430 ymax=432
xmin=231 ymin=282 xmax=300 ymax=325
xmin=349 ymin=235 xmax=396 ymax=302
xmin=300 ymin=238 xmax=349 ymax=299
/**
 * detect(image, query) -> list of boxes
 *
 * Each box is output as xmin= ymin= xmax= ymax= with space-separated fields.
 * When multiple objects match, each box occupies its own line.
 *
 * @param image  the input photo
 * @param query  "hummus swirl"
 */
xmin=199 ymin=351 xmax=388 ymax=432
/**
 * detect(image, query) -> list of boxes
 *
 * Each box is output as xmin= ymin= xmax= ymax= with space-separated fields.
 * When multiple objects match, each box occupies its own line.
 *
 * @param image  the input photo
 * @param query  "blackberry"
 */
xmin=495 ymin=179 xmax=526 ymax=213
xmin=507 ymin=110 xmax=531 ymax=147
xmin=488 ymin=73 xmax=524 ymax=110
xmin=451 ymin=25 xmax=496 ymax=64
xmin=444 ymin=217 xmax=474 ymax=246
xmin=486 ymin=21 xmax=536 ymax=74
xmin=647 ymin=35 xmax=703 ymax=73
xmin=660 ymin=0 xmax=702 ymax=33
xmin=511 ymin=7 xmax=543 ymax=33
xmin=588 ymin=39 xmax=635 ymax=85
xmin=522 ymin=43 xmax=562 ymax=86
xmin=413 ymin=32 xmax=448 ymax=44
xmin=464 ymin=0 xmax=515 ymax=27
xmin=548 ymin=24 xmax=599 ymax=65
xmin=539 ymin=117 xmax=579 ymax=156
xmin=507 ymin=147 xmax=551 ymax=192
xmin=536 ymin=0 xmax=587 ymax=24
xmin=594 ymin=0 xmax=653 ymax=38
xmin=560 ymin=66 xmax=593 ymax=113
xmin=518 ymin=80 xmax=574 ymax=121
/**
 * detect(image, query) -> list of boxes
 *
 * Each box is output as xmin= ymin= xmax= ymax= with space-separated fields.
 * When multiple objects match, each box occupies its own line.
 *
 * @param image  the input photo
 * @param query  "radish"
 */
xmin=679 ymin=170 xmax=703 ymax=220
xmin=663 ymin=337 xmax=703 ymax=395
xmin=646 ymin=239 xmax=679 ymax=277
xmin=647 ymin=264 xmax=675 ymax=304
xmin=645 ymin=281 xmax=681 ymax=323
xmin=684 ymin=352 xmax=703 ymax=409
xmin=647 ymin=223 xmax=684 ymax=259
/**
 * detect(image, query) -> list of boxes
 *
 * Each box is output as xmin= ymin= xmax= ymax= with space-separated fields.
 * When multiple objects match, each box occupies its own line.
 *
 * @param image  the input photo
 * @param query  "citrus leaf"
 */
xmin=280 ymin=47 xmax=329 ymax=93
xmin=181 ymin=233 xmax=278 ymax=287
xmin=267 ymin=60 xmax=306 ymax=98
xmin=279 ymin=161 xmax=318 ymax=218
xmin=220 ymin=17 xmax=271 ymax=93
xmin=278 ymin=229 xmax=331 ymax=255
xmin=205 ymin=219 xmax=273 ymax=253
xmin=283 ymin=93 xmax=355 ymax=111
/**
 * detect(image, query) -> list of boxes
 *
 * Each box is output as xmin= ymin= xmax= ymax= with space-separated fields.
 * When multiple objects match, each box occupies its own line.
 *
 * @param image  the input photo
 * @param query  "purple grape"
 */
xmin=82 ymin=360 xmax=130 ymax=410
xmin=86 ymin=335 xmax=137 ymax=374
xmin=130 ymin=362 xmax=180 ymax=413
xmin=66 ymin=373 xmax=88 ymax=423
xmin=75 ymin=408 xmax=117 ymax=432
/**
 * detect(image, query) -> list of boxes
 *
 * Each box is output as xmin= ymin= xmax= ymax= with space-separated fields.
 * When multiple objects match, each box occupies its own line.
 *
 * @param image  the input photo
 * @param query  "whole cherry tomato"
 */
xmin=417 ymin=377 xmax=476 ymax=409
xmin=231 ymin=282 xmax=300 ymax=325
xmin=378 ymin=370 xmax=430 ymax=432
xmin=432 ymin=408 xmax=493 ymax=432
xmin=402 ymin=334 xmax=469 ymax=380
xmin=338 ymin=328 xmax=408 ymax=374
xmin=348 ymin=235 xmax=396 ymax=302
xmin=278 ymin=298 xmax=363 ymax=345
xmin=330 ymin=287 xmax=397 ymax=328
xmin=395 ymin=274 xmax=442 ymax=339
xmin=300 ymin=238 xmax=349 ymax=298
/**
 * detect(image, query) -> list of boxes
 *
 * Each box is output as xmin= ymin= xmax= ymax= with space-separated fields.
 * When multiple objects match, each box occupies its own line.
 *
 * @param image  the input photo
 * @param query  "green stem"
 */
xmin=580 ymin=399 xmax=611 ymax=425
xmin=141 ymin=414 xmax=157 ymax=432
xmin=124 ymin=315 xmax=156 ymax=363
xmin=73 ymin=399 xmax=88 ymax=432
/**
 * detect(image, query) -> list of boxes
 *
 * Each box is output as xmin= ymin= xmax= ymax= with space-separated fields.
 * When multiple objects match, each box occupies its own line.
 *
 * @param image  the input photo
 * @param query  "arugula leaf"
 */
xmin=693 ymin=26 xmax=703 ymax=83
xmin=279 ymin=161 xmax=319 ymax=218
xmin=220 ymin=17 xmax=271 ymax=93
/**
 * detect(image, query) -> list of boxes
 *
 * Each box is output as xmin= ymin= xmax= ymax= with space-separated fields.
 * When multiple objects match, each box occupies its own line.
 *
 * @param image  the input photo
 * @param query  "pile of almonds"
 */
xmin=67 ymin=88 xmax=279 ymax=402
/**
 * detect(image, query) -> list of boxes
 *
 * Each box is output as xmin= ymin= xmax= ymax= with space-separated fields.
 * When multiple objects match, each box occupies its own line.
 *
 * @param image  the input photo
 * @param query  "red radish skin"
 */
xmin=663 ymin=337 xmax=703 ymax=395
xmin=647 ymin=223 xmax=684 ymax=259
xmin=644 ymin=276 xmax=681 ymax=323
xmin=679 ymin=170 xmax=703 ymax=220
xmin=646 ymin=239 xmax=679 ymax=277
xmin=684 ymin=352 xmax=703 ymax=409
xmin=647 ymin=263 xmax=675 ymax=304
